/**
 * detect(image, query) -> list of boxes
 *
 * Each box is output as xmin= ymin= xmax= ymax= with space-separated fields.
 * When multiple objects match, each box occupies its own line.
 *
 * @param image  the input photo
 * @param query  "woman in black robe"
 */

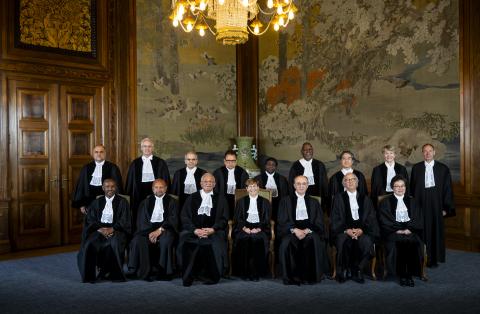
xmin=378 ymin=175 xmax=424 ymax=287
xmin=77 ymin=179 xmax=131 ymax=283
xmin=370 ymin=144 xmax=409 ymax=208
xmin=232 ymin=178 xmax=271 ymax=280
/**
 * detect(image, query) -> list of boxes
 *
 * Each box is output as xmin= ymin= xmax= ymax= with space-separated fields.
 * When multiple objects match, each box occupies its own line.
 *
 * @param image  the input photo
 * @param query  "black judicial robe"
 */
xmin=128 ymin=194 xmax=179 ymax=279
xmin=171 ymin=167 xmax=207 ymax=209
xmin=330 ymin=192 xmax=379 ymax=268
xmin=232 ymin=196 xmax=271 ymax=276
xmin=71 ymin=160 xmax=124 ymax=209
xmin=125 ymin=156 xmax=171 ymax=218
xmin=378 ymin=195 xmax=424 ymax=276
xmin=77 ymin=195 xmax=131 ymax=282
xmin=213 ymin=166 xmax=249 ymax=219
xmin=278 ymin=195 xmax=330 ymax=282
xmin=255 ymin=172 xmax=290 ymax=221
xmin=288 ymin=159 xmax=328 ymax=205
xmin=410 ymin=160 xmax=455 ymax=265
xmin=327 ymin=170 xmax=368 ymax=213
xmin=177 ymin=192 xmax=229 ymax=278
xmin=370 ymin=162 xmax=409 ymax=207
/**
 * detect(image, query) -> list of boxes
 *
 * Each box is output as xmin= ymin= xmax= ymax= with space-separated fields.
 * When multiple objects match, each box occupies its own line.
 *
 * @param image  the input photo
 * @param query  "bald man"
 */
xmin=72 ymin=145 xmax=123 ymax=215
xmin=127 ymin=179 xmax=179 ymax=281
xmin=171 ymin=151 xmax=207 ymax=209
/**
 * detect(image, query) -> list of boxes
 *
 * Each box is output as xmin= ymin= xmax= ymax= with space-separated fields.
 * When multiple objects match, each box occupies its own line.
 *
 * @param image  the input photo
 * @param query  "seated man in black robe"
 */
xmin=330 ymin=173 xmax=379 ymax=284
xmin=378 ymin=175 xmax=424 ymax=287
xmin=327 ymin=150 xmax=368 ymax=213
xmin=410 ymin=143 xmax=455 ymax=267
xmin=254 ymin=157 xmax=289 ymax=222
xmin=77 ymin=179 xmax=131 ymax=283
xmin=232 ymin=178 xmax=271 ymax=281
xmin=288 ymin=143 xmax=328 ymax=208
xmin=127 ymin=179 xmax=178 ymax=281
xmin=178 ymin=173 xmax=228 ymax=286
xmin=72 ymin=144 xmax=123 ymax=215
xmin=126 ymin=138 xmax=171 ymax=229
xmin=213 ymin=150 xmax=249 ymax=220
xmin=371 ymin=144 xmax=409 ymax=208
xmin=171 ymin=151 xmax=207 ymax=209
xmin=278 ymin=175 xmax=330 ymax=285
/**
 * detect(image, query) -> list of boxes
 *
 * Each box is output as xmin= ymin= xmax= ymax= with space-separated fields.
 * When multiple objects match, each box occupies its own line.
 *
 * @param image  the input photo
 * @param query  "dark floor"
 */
xmin=0 ymin=249 xmax=479 ymax=314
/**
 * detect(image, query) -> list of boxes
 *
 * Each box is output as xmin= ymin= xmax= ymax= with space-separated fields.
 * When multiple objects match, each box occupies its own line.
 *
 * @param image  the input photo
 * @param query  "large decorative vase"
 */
xmin=235 ymin=136 xmax=260 ymax=178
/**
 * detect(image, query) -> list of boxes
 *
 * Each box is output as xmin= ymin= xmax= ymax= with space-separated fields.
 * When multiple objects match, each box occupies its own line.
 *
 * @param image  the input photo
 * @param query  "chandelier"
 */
xmin=169 ymin=0 xmax=298 ymax=45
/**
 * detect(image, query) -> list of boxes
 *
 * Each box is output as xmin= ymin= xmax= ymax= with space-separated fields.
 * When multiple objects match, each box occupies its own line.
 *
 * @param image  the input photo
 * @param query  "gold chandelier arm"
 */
xmin=247 ymin=16 xmax=274 ymax=35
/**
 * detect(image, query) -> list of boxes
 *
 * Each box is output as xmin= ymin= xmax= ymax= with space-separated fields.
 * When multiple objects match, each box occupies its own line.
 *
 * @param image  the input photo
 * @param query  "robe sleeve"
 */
xmin=363 ymin=198 xmax=379 ymax=239
xmin=378 ymin=197 xmax=400 ymax=237
xmin=71 ymin=165 xmax=90 ymax=208
xmin=370 ymin=166 xmax=382 ymax=206
xmin=442 ymin=167 xmax=456 ymax=217
xmin=310 ymin=198 xmax=325 ymax=237
xmin=163 ymin=197 xmax=179 ymax=233
xmin=277 ymin=197 xmax=294 ymax=237
xmin=233 ymin=198 xmax=247 ymax=234
xmin=135 ymin=199 xmax=152 ymax=236
xmin=111 ymin=164 xmax=124 ymax=195
xmin=213 ymin=195 xmax=228 ymax=231
xmin=156 ymin=159 xmax=171 ymax=190
xmin=171 ymin=170 xmax=182 ymax=196
xmin=213 ymin=168 xmax=225 ymax=195
xmin=113 ymin=197 xmax=132 ymax=236
xmin=240 ymin=169 xmax=249 ymax=188
xmin=181 ymin=196 xmax=195 ymax=233
xmin=125 ymin=162 xmax=136 ymax=198
xmin=330 ymin=194 xmax=346 ymax=237
xmin=406 ymin=198 xmax=423 ymax=234
xmin=83 ymin=200 xmax=102 ymax=239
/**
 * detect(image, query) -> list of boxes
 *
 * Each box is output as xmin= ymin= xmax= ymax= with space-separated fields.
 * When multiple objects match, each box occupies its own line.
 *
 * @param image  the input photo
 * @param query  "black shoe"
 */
xmin=203 ymin=279 xmax=219 ymax=285
xmin=407 ymin=278 xmax=415 ymax=287
xmin=125 ymin=270 xmax=137 ymax=280
xmin=353 ymin=271 xmax=365 ymax=284
xmin=156 ymin=274 xmax=172 ymax=281
xmin=183 ymin=279 xmax=193 ymax=287
xmin=283 ymin=278 xmax=301 ymax=286
xmin=399 ymin=278 xmax=407 ymax=286
xmin=336 ymin=273 xmax=346 ymax=283
xmin=346 ymin=269 xmax=352 ymax=279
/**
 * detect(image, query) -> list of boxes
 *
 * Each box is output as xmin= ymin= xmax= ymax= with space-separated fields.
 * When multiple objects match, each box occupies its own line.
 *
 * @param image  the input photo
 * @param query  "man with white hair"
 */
xmin=126 ymin=138 xmax=171 ymax=229
xmin=330 ymin=172 xmax=379 ymax=284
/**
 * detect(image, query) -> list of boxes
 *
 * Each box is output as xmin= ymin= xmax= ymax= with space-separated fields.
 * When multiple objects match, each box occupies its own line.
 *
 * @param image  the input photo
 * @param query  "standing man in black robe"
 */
xmin=288 ymin=143 xmax=328 ymax=208
xmin=330 ymin=173 xmax=379 ymax=283
xmin=255 ymin=157 xmax=289 ymax=222
xmin=72 ymin=144 xmax=123 ymax=215
xmin=178 ymin=173 xmax=228 ymax=286
xmin=278 ymin=175 xmax=330 ymax=285
xmin=371 ymin=144 xmax=409 ymax=208
xmin=126 ymin=138 xmax=171 ymax=228
xmin=77 ymin=179 xmax=131 ymax=283
xmin=127 ymin=179 xmax=178 ymax=281
xmin=232 ymin=178 xmax=271 ymax=280
xmin=213 ymin=150 xmax=249 ymax=220
xmin=410 ymin=143 xmax=455 ymax=267
xmin=327 ymin=150 xmax=368 ymax=213
xmin=171 ymin=151 xmax=207 ymax=210
xmin=378 ymin=175 xmax=424 ymax=287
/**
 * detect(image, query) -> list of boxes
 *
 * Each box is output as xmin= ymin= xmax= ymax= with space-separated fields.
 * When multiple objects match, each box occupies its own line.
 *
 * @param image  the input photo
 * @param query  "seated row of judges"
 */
xmin=74 ymin=139 xmax=454 ymax=285
xmin=77 ymin=173 xmax=422 ymax=287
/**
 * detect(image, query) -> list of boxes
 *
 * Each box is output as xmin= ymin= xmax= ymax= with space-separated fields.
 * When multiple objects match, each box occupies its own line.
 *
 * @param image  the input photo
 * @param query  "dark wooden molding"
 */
xmin=236 ymin=34 xmax=259 ymax=147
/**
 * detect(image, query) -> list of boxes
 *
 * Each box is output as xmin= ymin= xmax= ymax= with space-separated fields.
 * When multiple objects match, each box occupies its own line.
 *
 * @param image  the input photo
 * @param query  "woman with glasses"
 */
xmin=378 ymin=175 xmax=424 ymax=287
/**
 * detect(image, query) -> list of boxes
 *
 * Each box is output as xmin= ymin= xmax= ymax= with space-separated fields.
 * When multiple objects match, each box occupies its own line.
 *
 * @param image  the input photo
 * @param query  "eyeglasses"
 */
xmin=344 ymin=178 xmax=357 ymax=182
xmin=185 ymin=159 xmax=197 ymax=161
xmin=225 ymin=159 xmax=237 ymax=162
xmin=393 ymin=185 xmax=406 ymax=188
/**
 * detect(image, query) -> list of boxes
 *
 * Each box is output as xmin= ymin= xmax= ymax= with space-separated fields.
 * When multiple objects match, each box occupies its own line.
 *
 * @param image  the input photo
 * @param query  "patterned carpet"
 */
xmin=0 ymin=249 xmax=479 ymax=314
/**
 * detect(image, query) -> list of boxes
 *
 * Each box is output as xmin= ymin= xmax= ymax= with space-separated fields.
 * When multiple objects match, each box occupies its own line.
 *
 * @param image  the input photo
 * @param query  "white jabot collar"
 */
xmin=295 ymin=192 xmax=308 ymax=220
xmin=100 ymin=195 xmax=115 ymax=223
xmin=151 ymin=195 xmax=165 ymax=223
xmin=394 ymin=194 xmax=410 ymax=222
xmin=141 ymin=155 xmax=155 ymax=182
xmin=90 ymin=160 xmax=105 ymax=186
xmin=347 ymin=190 xmax=359 ymax=220
xmin=246 ymin=195 xmax=260 ymax=223
xmin=299 ymin=158 xmax=315 ymax=185
xmin=198 ymin=189 xmax=213 ymax=216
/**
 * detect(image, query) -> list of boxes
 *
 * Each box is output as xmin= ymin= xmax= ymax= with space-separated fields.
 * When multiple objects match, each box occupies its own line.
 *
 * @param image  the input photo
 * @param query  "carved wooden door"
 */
xmin=59 ymin=85 xmax=103 ymax=244
xmin=8 ymin=79 xmax=104 ymax=250
xmin=8 ymin=79 xmax=62 ymax=250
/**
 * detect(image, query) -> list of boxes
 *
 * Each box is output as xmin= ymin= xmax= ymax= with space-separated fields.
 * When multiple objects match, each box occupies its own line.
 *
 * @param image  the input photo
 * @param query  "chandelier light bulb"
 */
xmin=178 ymin=4 xmax=185 ymax=15
xmin=254 ymin=25 xmax=260 ymax=34
xmin=267 ymin=0 xmax=274 ymax=9
xmin=199 ymin=1 xmax=207 ymax=10
xmin=274 ymin=23 xmax=280 ymax=31
xmin=172 ymin=18 xmax=179 ymax=27
xmin=284 ymin=0 xmax=290 ymax=4
xmin=218 ymin=0 xmax=225 ymax=4
xmin=186 ymin=23 xmax=194 ymax=32
xmin=190 ymin=4 xmax=196 ymax=12
xmin=242 ymin=0 xmax=249 ymax=7
xmin=199 ymin=28 xmax=206 ymax=36
xmin=277 ymin=6 xmax=283 ymax=14
xmin=288 ymin=10 xmax=294 ymax=20
xmin=279 ymin=16 xmax=285 ymax=26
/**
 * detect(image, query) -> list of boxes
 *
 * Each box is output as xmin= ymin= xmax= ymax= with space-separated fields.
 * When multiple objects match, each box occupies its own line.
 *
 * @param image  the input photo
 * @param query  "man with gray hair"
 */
xmin=330 ymin=172 xmax=379 ymax=284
